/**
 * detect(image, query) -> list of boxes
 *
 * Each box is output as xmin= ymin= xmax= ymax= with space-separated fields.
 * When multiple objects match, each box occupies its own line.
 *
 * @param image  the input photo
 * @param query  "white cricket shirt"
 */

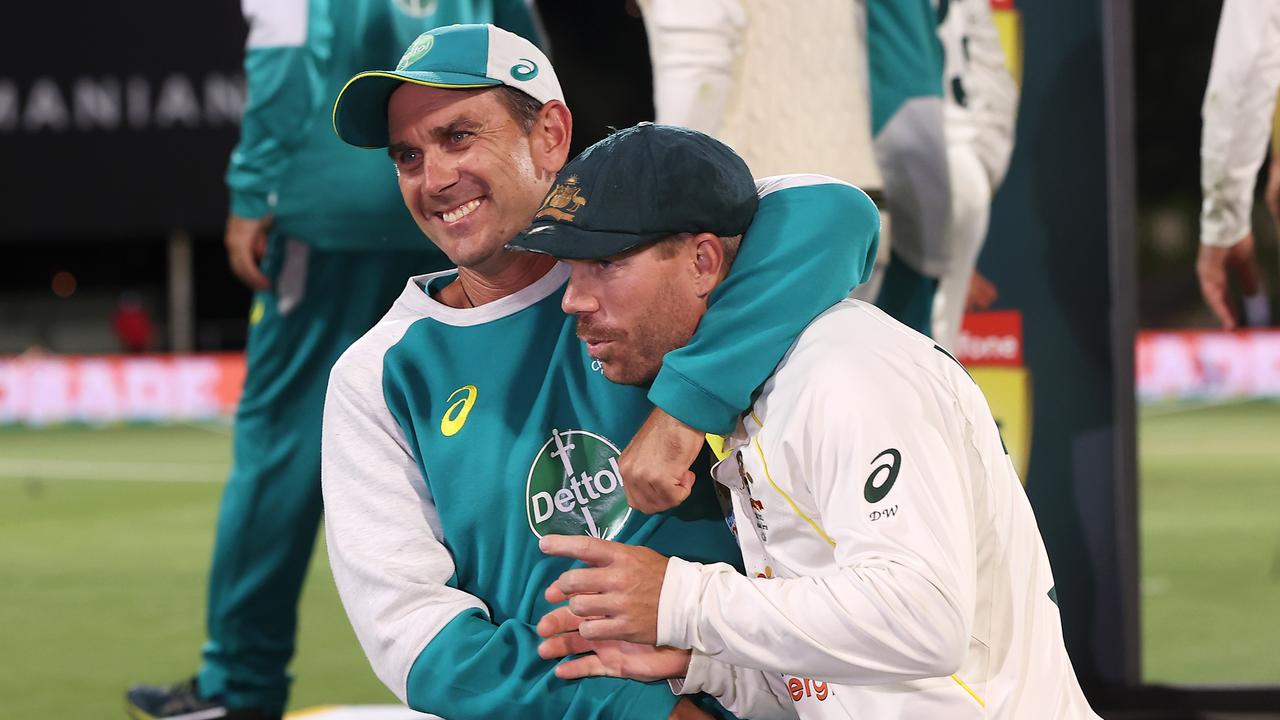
xmin=659 ymin=300 xmax=1100 ymax=719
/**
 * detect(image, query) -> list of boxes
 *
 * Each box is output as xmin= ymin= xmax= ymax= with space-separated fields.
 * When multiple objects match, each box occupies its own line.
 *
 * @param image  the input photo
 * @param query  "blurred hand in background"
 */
xmin=1197 ymin=232 xmax=1262 ymax=330
xmin=224 ymin=214 xmax=272 ymax=290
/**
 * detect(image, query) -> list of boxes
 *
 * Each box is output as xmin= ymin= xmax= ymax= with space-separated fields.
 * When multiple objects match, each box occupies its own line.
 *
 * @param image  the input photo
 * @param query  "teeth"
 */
xmin=441 ymin=198 xmax=481 ymax=223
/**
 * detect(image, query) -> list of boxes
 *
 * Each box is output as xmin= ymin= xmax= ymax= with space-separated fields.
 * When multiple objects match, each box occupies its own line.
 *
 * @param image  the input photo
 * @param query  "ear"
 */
xmin=530 ymin=100 xmax=574 ymax=178
xmin=690 ymin=232 xmax=727 ymax=298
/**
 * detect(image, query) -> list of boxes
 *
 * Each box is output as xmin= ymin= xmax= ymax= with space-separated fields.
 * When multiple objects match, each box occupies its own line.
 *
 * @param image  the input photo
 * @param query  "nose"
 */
xmin=561 ymin=264 xmax=599 ymax=316
xmin=421 ymin=151 xmax=460 ymax=196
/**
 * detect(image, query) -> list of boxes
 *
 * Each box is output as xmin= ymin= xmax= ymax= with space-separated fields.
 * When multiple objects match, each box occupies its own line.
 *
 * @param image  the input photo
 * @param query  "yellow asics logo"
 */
xmin=440 ymin=385 xmax=477 ymax=437
xmin=249 ymin=298 xmax=265 ymax=326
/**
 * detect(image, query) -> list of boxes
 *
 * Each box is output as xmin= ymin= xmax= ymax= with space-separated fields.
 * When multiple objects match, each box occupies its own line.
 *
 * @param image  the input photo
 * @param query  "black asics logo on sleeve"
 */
xmin=864 ymin=448 xmax=901 ymax=503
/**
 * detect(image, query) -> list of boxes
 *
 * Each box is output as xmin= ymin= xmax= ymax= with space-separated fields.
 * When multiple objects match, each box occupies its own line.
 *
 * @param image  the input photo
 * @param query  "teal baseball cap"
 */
xmin=333 ymin=24 xmax=564 ymax=149
xmin=507 ymin=123 xmax=758 ymax=260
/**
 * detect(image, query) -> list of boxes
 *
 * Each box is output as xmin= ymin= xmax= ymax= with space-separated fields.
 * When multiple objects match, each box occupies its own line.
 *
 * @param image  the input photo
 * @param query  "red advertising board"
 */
xmin=1136 ymin=330 xmax=1280 ymax=401
xmin=0 ymin=353 xmax=245 ymax=425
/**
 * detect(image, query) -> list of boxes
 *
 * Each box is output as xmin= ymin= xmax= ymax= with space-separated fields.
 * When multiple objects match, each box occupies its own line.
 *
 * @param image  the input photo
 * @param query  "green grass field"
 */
xmin=1139 ymin=399 xmax=1280 ymax=684
xmin=0 ymin=401 xmax=1276 ymax=718
xmin=0 ymin=424 xmax=395 ymax=720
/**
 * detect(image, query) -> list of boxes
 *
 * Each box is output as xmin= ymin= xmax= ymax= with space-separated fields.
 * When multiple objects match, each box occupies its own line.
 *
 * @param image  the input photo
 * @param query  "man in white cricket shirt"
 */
xmin=1198 ymin=0 xmax=1280 ymax=329
xmin=509 ymin=124 xmax=1100 ymax=719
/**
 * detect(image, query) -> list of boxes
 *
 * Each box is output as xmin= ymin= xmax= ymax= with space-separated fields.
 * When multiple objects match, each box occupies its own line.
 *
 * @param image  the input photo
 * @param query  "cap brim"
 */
xmin=332 ymin=70 xmax=502 ymax=149
xmin=506 ymin=222 xmax=670 ymax=260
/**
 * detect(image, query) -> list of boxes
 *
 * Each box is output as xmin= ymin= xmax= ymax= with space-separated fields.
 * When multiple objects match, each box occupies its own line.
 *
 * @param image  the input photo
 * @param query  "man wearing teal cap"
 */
xmin=320 ymin=22 xmax=879 ymax=720
xmin=125 ymin=5 xmax=543 ymax=720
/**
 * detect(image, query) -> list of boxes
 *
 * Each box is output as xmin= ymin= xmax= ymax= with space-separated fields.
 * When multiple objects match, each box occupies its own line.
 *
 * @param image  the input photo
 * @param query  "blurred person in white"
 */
xmin=929 ymin=0 xmax=1019 ymax=351
xmin=636 ymin=0 xmax=883 ymax=192
xmin=638 ymin=0 xmax=953 ymax=337
xmin=1199 ymin=0 xmax=1279 ymax=329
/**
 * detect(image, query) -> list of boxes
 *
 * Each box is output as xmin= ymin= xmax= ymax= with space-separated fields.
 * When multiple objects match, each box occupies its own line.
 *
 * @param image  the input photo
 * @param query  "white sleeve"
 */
xmin=1200 ymin=0 xmax=1280 ymax=247
xmin=962 ymin=0 xmax=1019 ymax=190
xmin=658 ymin=359 xmax=974 ymax=685
xmin=320 ymin=332 xmax=487 ymax=703
xmin=637 ymin=0 xmax=745 ymax=133
xmin=670 ymin=651 xmax=799 ymax=720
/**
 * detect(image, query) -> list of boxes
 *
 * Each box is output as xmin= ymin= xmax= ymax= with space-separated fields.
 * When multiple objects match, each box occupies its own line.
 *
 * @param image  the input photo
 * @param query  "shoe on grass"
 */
xmin=125 ymin=676 xmax=278 ymax=720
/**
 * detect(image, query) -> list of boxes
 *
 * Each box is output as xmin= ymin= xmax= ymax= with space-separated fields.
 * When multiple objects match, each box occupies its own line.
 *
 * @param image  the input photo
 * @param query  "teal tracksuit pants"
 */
xmin=197 ymin=234 xmax=448 ymax=713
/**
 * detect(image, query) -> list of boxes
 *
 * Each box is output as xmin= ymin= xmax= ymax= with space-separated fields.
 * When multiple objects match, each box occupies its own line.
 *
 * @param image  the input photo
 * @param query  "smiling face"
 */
xmin=386 ymin=84 xmax=569 ymax=274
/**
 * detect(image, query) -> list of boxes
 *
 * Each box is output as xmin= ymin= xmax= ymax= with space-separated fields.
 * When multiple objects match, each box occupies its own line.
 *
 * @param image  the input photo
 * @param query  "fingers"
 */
xmin=537 ymin=630 xmax=593 ymax=660
xmin=623 ymin=483 xmax=662 ymax=514
xmin=227 ymin=233 xmax=270 ymax=291
xmin=619 ymin=408 xmax=704 ymax=513
xmin=577 ymin=617 xmax=633 ymax=643
xmin=554 ymin=654 xmax=612 ymax=680
xmin=543 ymin=580 xmax=616 ymax=619
xmin=225 ymin=215 xmax=271 ymax=290
xmin=1228 ymin=233 xmax=1262 ymax=296
xmin=624 ymin=476 xmax=692 ymax=514
xmin=1197 ymin=245 xmax=1238 ymax=330
xmin=966 ymin=272 xmax=998 ymax=311
xmin=556 ymin=567 xmax=617 ymax=597
xmin=230 ymin=245 xmax=270 ymax=290
xmin=539 ymin=534 xmax=621 ymax=566
xmin=1199 ymin=276 xmax=1237 ymax=331
xmin=544 ymin=581 xmax=569 ymax=605
xmin=537 ymin=605 xmax=582 ymax=638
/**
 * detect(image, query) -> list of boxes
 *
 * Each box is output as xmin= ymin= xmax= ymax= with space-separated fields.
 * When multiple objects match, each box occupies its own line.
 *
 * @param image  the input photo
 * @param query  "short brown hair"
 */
xmin=652 ymin=233 xmax=742 ymax=270
xmin=495 ymin=86 xmax=544 ymax=133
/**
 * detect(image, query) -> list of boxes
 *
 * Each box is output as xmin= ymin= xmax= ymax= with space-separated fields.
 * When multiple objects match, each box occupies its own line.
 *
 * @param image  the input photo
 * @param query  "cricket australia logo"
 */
xmin=535 ymin=175 xmax=588 ymax=222
xmin=525 ymin=428 xmax=630 ymax=540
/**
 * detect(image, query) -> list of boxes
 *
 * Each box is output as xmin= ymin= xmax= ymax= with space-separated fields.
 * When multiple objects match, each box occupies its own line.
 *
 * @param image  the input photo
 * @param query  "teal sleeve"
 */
xmin=225 ymin=2 xmax=330 ymax=219
xmin=494 ymin=0 xmax=546 ymax=49
xmin=649 ymin=181 xmax=881 ymax=434
xmin=867 ymin=0 xmax=945 ymax=134
xmin=405 ymin=609 xmax=681 ymax=720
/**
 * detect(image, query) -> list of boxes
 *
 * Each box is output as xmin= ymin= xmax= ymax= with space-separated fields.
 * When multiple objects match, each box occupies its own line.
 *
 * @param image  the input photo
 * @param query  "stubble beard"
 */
xmin=580 ymin=286 xmax=701 ymax=387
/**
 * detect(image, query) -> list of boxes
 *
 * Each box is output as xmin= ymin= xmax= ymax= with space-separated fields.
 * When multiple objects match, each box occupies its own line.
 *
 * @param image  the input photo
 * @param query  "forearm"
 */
xmin=659 ymin=558 xmax=968 ymax=686
xmin=675 ymin=652 xmax=798 ymax=720
xmin=651 ymin=177 xmax=879 ymax=433
xmin=227 ymin=0 xmax=324 ymax=217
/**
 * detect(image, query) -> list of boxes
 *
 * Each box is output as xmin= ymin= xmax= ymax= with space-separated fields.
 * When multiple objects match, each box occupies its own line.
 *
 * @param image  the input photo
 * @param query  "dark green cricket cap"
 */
xmin=507 ymin=123 xmax=758 ymax=259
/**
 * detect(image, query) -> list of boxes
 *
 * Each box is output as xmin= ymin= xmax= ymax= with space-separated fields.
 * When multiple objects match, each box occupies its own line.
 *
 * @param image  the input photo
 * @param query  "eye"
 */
xmin=595 ymin=258 xmax=615 ymax=270
xmin=448 ymin=130 xmax=473 ymax=145
xmin=394 ymin=148 xmax=421 ymax=167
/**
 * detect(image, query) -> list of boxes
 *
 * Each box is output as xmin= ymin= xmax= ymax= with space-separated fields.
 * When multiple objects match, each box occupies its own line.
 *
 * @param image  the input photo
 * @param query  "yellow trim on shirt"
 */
xmin=705 ymin=433 xmax=730 ymax=462
xmin=744 ymin=414 xmax=987 ymax=710
xmin=950 ymin=674 xmax=987 ymax=708
xmin=748 ymin=410 xmax=837 ymax=548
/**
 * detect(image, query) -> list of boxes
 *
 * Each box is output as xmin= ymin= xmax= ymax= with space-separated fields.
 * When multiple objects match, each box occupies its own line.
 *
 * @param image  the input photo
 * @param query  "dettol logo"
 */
xmin=525 ymin=428 xmax=630 ymax=540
